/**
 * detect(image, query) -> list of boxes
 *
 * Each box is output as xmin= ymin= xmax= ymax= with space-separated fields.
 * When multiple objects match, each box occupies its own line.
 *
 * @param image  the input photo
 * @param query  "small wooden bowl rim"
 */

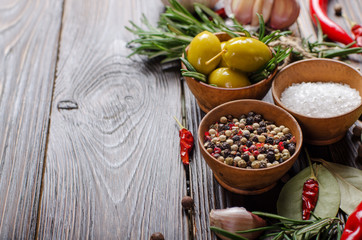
xmin=272 ymin=58 xmax=362 ymax=120
xmin=198 ymin=99 xmax=303 ymax=172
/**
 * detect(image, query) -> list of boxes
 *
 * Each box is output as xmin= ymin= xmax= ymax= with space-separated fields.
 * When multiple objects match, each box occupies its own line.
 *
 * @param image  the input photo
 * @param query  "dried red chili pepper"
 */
xmin=302 ymin=150 xmax=319 ymax=220
xmin=174 ymin=117 xmax=194 ymax=166
xmin=309 ymin=0 xmax=358 ymax=47
xmin=351 ymin=24 xmax=362 ymax=47
xmin=341 ymin=200 xmax=362 ymax=240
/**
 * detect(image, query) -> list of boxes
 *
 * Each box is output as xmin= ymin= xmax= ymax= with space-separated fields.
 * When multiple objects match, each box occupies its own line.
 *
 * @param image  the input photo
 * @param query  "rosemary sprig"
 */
xmin=180 ymin=57 xmax=206 ymax=82
xmin=210 ymin=211 xmax=343 ymax=240
xmin=249 ymin=46 xmax=292 ymax=83
xmin=126 ymin=0 xmax=290 ymax=63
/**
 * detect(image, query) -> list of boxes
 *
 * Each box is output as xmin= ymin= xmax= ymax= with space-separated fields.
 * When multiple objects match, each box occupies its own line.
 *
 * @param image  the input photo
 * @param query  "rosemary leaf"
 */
xmin=210 ymin=227 xmax=248 ymax=240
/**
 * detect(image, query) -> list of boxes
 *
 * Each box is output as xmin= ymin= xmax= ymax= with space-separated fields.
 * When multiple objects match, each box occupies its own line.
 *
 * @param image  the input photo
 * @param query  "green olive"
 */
xmin=223 ymin=37 xmax=272 ymax=73
xmin=208 ymin=67 xmax=251 ymax=88
xmin=187 ymin=31 xmax=221 ymax=75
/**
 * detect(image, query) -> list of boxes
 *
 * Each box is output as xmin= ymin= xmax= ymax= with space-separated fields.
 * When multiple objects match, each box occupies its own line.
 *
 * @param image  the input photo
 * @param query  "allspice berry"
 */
xmin=181 ymin=196 xmax=194 ymax=210
xmin=150 ymin=232 xmax=165 ymax=240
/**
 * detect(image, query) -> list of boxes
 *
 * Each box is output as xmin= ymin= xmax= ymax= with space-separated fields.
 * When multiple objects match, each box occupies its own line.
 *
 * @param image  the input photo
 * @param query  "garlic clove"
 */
xmin=261 ymin=0 xmax=275 ymax=24
xmin=225 ymin=0 xmax=254 ymax=25
xmin=251 ymin=0 xmax=264 ymax=26
xmin=269 ymin=0 xmax=300 ymax=29
xmin=209 ymin=207 xmax=267 ymax=240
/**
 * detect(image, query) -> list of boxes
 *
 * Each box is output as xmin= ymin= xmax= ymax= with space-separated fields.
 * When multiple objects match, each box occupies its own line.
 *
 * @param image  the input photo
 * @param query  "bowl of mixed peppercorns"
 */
xmin=198 ymin=99 xmax=303 ymax=195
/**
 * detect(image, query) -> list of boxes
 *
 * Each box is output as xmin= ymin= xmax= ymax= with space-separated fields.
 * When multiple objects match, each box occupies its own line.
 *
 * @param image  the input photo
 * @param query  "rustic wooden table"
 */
xmin=0 ymin=0 xmax=361 ymax=239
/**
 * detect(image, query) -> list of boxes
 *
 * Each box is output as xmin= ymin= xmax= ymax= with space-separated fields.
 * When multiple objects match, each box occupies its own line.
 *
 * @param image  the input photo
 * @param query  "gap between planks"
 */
xmin=34 ymin=0 xmax=66 ymax=238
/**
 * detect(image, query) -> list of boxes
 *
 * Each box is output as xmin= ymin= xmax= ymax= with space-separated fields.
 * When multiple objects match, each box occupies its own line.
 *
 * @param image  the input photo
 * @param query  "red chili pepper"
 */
xmin=215 ymin=8 xmax=227 ymax=19
xmin=309 ymin=0 xmax=358 ymax=47
xmin=174 ymin=117 xmax=194 ymax=166
xmin=341 ymin=200 xmax=362 ymax=240
xmin=302 ymin=151 xmax=319 ymax=220
xmin=278 ymin=142 xmax=285 ymax=152
xmin=351 ymin=24 xmax=362 ymax=47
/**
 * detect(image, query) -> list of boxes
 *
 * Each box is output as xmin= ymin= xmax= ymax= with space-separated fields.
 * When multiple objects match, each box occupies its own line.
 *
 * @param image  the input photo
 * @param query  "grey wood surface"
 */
xmin=0 ymin=0 xmax=361 ymax=239
xmin=37 ymin=0 xmax=188 ymax=239
xmin=0 ymin=0 xmax=63 ymax=238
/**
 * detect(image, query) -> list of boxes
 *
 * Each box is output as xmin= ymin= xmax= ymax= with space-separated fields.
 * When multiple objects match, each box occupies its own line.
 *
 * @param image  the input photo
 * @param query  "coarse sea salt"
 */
xmin=280 ymin=82 xmax=361 ymax=118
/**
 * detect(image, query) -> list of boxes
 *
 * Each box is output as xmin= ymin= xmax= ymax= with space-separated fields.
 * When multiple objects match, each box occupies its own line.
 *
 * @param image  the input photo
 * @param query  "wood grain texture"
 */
xmin=0 ymin=0 xmax=63 ymax=238
xmin=37 ymin=0 xmax=188 ymax=239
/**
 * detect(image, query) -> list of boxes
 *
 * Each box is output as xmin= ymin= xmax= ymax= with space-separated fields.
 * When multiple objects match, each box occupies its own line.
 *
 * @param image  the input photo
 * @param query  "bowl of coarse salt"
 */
xmin=272 ymin=58 xmax=362 ymax=145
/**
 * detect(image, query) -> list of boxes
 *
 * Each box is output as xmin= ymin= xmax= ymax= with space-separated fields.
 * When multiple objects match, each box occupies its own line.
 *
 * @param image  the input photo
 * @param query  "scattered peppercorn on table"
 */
xmin=0 ymin=0 xmax=361 ymax=239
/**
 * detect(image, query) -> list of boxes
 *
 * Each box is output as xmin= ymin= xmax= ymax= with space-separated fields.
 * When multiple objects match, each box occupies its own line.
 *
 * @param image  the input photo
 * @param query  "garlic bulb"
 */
xmin=225 ymin=0 xmax=300 ymax=29
xmin=161 ymin=0 xmax=219 ymax=12
xmin=209 ymin=207 xmax=267 ymax=240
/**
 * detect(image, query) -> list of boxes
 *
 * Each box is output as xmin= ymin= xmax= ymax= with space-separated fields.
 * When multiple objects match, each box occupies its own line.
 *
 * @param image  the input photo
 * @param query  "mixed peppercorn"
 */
xmin=204 ymin=112 xmax=296 ymax=169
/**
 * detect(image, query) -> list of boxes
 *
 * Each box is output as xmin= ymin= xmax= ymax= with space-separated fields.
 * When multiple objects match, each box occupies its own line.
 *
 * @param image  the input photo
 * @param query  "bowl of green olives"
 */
xmin=198 ymin=99 xmax=303 ymax=195
xmin=182 ymin=32 xmax=278 ymax=113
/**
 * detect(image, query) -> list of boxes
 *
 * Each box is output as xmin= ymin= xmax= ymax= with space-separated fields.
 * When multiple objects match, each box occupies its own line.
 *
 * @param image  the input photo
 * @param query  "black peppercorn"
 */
xmin=259 ymin=147 xmax=267 ymax=154
xmin=222 ymin=142 xmax=231 ymax=150
xmin=223 ymin=149 xmax=230 ymax=157
xmin=246 ymin=116 xmax=254 ymax=125
xmin=254 ymin=114 xmax=263 ymax=122
xmin=334 ymin=3 xmax=342 ymax=16
xmin=285 ymin=133 xmax=292 ymax=140
xmin=256 ymin=128 xmax=263 ymax=135
xmin=280 ymin=135 xmax=287 ymax=141
xmin=232 ymin=135 xmax=240 ymax=142
xmin=181 ymin=196 xmax=194 ymax=210
xmin=265 ymin=137 xmax=274 ymax=144
xmin=150 ymin=232 xmax=165 ymax=240
xmin=288 ymin=145 xmax=296 ymax=155
xmin=242 ymin=153 xmax=250 ymax=161
xmin=259 ymin=120 xmax=266 ymax=127
xmin=266 ymin=152 xmax=275 ymax=161
xmin=246 ymin=140 xmax=253 ymax=147
xmin=252 ymin=136 xmax=259 ymax=142
xmin=247 ymin=111 xmax=255 ymax=117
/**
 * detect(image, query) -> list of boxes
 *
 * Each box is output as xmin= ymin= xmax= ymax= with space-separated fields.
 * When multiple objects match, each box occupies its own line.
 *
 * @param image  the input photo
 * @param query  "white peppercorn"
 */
xmin=219 ymin=135 xmax=227 ymax=142
xmin=237 ymin=159 xmax=247 ymax=168
xmin=226 ymin=139 xmax=234 ymax=145
xmin=282 ymin=128 xmax=290 ymax=134
xmin=231 ymin=144 xmax=238 ymax=151
xmin=220 ymin=116 xmax=228 ymax=124
xmin=209 ymin=129 xmax=217 ymax=135
xmin=225 ymin=130 xmax=232 ymax=137
xmin=251 ymin=161 xmax=261 ymax=169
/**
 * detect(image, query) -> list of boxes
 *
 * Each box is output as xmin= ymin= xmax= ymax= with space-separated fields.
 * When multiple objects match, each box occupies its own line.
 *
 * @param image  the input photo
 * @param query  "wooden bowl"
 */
xmin=182 ymin=32 xmax=277 ymax=113
xmin=272 ymin=59 xmax=362 ymax=145
xmin=198 ymin=99 xmax=303 ymax=195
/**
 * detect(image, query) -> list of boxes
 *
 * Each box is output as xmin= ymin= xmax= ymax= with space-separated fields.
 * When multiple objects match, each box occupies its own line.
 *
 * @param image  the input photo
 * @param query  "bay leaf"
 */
xmin=313 ymin=158 xmax=362 ymax=215
xmin=277 ymin=164 xmax=340 ymax=220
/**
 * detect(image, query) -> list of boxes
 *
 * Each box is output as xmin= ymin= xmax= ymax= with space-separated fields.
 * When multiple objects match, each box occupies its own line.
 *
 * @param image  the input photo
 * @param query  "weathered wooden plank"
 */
xmin=183 ymin=83 xmax=216 ymax=240
xmin=37 ymin=0 xmax=189 ymax=238
xmin=0 ymin=0 xmax=63 ymax=238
